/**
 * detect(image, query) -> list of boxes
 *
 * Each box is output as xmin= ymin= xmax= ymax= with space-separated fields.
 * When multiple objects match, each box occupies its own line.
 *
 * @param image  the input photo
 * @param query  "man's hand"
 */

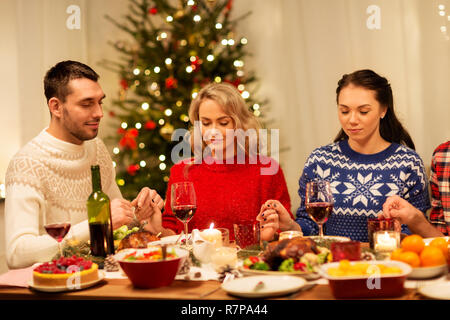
xmin=110 ymin=198 xmax=134 ymax=230
xmin=380 ymin=195 xmax=418 ymax=225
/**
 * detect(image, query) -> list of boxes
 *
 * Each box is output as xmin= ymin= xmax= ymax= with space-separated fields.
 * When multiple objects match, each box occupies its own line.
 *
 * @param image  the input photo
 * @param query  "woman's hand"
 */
xmin=256 ymin=200 xmax=302 ymax=241
xmin=140 ymin=200 xmax=165 ymax=235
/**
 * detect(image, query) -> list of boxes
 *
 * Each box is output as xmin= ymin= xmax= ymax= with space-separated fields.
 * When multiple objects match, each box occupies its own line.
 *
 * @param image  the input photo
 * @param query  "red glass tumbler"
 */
xmin=331 ymin=241 xmax=361 ymax=262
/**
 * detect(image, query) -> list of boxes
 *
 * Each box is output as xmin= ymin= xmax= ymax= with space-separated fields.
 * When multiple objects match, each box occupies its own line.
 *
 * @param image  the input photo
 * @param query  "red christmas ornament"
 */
xmin=109 ymin=111 xmax=116 ymax=117
xmin=226 ymin=0 xmax=233 ymax=11
xmin=144 ymin=120 xmax=157 ymax=130
xmin=190 ymin=56 xmax=202 ymax=72
xmin=165 ymin=76 xmax=178 ymax=90
xmin=224 ymin=78 xmax=241 ymax=88
xmin=148 ymin=7 xmax=158 ymax=15
xmin=118 ymin=128 xmax=139 ymax=150
xmin=127 ymin=164 xmax=140 ymax=176
xmin=120 ymin=79 xmax=128 ymax=90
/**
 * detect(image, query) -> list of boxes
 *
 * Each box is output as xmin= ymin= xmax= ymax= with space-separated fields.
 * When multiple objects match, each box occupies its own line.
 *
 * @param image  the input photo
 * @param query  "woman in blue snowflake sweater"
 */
xmin=298 ymin=69 xmax=430 ymax=241
xmin=260 ymin=70 xmax=430 ymax=242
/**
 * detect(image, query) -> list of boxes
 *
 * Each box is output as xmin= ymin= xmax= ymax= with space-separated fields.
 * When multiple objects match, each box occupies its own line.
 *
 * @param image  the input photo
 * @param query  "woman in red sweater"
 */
xmin=145 ymin=83 xmax=299 ymax=241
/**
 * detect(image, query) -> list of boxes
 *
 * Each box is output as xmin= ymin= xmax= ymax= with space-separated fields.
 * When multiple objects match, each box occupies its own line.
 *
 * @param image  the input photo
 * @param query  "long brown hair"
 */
xmin=334 ymin=69 xmax=415 ymax=150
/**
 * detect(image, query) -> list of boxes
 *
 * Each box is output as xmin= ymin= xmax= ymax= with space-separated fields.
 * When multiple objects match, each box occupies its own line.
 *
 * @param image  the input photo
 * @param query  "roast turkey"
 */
xmin=117 ymin=231 xmax=160 ymax=251
xmin=262 ymin=237 xmax=319 ymax=270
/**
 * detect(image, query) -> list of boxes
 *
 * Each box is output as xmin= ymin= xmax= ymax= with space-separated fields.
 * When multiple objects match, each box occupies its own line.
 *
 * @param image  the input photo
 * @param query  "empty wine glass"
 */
xmin=44 ymin=209 xmax=71 ymax=257
xmin=171 ymin=182 xmax=197 ymax=247
xmin=305 ymin=180 xmax=334 ymax=238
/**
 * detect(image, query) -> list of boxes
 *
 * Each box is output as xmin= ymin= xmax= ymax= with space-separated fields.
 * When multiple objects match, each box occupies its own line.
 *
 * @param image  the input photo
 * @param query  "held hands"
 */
xmin=256 ymin=200 xmax=302 ymax=241
xmin=110 ymin=199 xmax=135 ymax=230
xmin=380 ymin=195 xmax=420 ymax=225
xmin=131 ymin=187 xmax=164 ymax=222
xmin=110 ymin=187 xmax=164 ymax=231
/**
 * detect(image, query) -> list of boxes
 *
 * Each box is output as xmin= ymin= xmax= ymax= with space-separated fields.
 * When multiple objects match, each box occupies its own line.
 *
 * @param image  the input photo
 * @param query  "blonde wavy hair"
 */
xmin=188 ymin=82 xmax=262 ymax=157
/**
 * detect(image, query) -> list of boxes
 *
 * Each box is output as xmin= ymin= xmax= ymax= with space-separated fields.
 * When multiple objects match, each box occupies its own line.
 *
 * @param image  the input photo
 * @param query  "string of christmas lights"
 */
xmin=101 ymin=0 xmax=266 ymax=199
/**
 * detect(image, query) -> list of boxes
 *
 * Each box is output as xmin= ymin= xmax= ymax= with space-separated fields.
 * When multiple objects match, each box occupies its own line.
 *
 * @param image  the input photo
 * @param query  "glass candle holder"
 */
xmin=200 ymin=227 xmax=223 ymax=248
xmin=279 ymin=230 xmax=303 ymax=241
xmin=211 ymin=247 xmax=238 ymax=271
xmin=367 ymin=218 xmax=397 ymax=249
xmin=216 ymin=228 xmax=230 ymax=247
xmin=331 ymin=241 xmax=361 ymax=262
xmin=373 ymin=230 xmax=400 ymax=253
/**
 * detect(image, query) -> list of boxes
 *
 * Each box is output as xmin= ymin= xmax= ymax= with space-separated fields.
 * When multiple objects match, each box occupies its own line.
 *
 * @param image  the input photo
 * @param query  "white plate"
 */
xmin=221 ymin=275 xmax=307 ymax=298
xmin=408 ymin=264 xmax=448 ymax=279
xmin=419 ymin=282 xmax=450 ymax=299
xmin=238 ymin=267 xmax=321 ymax=281
xmin=423 ymin=236 xmax=450 ymax=246
xmin=149 ymin=234 xmax=191 ymax=246
xmin=305 ymin=235 xmax=351 ymax=242
xmin=28 ymin=271 xmax=105 ymax=293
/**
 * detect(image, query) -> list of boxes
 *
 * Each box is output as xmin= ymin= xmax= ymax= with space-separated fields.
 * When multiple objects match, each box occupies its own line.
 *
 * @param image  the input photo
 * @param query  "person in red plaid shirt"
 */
xmin=380 ymin=141 xmax=449 ymax=237
xmin=429 ymin=140 xmax=450 ymax=236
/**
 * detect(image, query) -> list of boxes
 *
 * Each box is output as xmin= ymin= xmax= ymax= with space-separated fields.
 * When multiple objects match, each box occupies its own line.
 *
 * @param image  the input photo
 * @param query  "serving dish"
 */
xmin=114 ymin=246 xmax=189 ymax=288
xmin=320 ymin=260 xmax=412 ymax=299
xmin=408 ymin=264 xmax=448 ymax=279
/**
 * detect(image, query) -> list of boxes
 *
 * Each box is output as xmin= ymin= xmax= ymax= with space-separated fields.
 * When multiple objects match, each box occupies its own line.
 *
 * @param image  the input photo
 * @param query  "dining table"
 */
xmin=1 ymin=237 xmax=448 ymax=308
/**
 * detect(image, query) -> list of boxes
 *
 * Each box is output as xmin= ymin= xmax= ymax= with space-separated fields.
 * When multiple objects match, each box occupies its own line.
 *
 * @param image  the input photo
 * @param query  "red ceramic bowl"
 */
xmin=115 ymin=246 xmax=189 ymax=288
xmin=320 ymin=260 xmax=412 ymax=299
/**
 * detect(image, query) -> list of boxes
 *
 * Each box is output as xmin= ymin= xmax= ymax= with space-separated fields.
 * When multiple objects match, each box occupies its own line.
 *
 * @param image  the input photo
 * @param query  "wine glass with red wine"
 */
xmin=305 ymin=180 xmax=334 ymax=239
xmin=171 ymin=182 xmax=197 ymax=246
xmin=44 ymin=209 xmax=71 ymax=257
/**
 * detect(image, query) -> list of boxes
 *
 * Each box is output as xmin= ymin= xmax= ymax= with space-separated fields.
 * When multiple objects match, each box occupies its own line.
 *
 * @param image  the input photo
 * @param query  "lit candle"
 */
xmin=279 ymin=230 xmax=303 ymax=241
xmin=211 ymin=247 xmax=237 ymax=270
xmin=200 ymin=223 xmax=223 ymax=248
xmin=374 ymin=231 xmax=399 ymax=252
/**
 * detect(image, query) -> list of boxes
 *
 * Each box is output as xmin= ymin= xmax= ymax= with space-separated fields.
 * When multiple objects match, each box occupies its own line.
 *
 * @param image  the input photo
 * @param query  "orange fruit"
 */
xmin=401 ymin=235 xmax=425 ymax=254
xmin=420 ymin=246 xmax=446 ymax=267
xmin=429 ymin=238 xmax=449 ymax=260
xmin=390 ymin=248 xmax=404 ymax=261
xmin=397 ymin=251 xmax=421 ymax=268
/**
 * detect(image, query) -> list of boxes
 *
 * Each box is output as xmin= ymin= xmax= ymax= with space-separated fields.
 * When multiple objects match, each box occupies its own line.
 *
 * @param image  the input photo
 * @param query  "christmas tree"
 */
xmin=102 ymin=0 xmax=266 ymax=200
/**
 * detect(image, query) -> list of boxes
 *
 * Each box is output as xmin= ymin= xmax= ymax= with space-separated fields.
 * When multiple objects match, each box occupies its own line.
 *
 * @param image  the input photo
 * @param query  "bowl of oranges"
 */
xmin=390 ymin=235 xmax=449 ymax=279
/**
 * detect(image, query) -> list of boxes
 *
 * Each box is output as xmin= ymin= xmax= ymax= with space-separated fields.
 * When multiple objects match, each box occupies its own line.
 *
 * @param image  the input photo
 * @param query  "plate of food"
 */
xmin=29 ymin=272 xmax=105 ymax=293
xmin=29 ymin=256 xmax=106 ymax=293
xmin=221 ymin=275 xmax=307 ymax=298
xmin=149 ymin=234 xmax=191 ymax=246
xmin=305 ymin=235 xmax=351 ymax=248
xmin=238 ymin=237 xmax=331 ymax=280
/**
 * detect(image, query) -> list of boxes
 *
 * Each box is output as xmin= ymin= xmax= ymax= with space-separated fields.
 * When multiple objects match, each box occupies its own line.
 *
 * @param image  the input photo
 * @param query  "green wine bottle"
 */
xmin=87 ymin=165 xmax=115 ymax=258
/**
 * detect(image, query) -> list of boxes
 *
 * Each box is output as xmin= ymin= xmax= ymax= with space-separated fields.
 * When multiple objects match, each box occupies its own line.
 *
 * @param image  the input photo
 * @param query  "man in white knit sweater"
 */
xmin=5 ymin=61 xmax=163 ymax=269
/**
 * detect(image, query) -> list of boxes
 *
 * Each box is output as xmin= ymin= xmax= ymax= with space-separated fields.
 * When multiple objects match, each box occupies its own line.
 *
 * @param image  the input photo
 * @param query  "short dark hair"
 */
xmin=334 ymin=69 xmax=415 ymax=150
xmin=44 ymin=60 xmax=99 ymax=102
